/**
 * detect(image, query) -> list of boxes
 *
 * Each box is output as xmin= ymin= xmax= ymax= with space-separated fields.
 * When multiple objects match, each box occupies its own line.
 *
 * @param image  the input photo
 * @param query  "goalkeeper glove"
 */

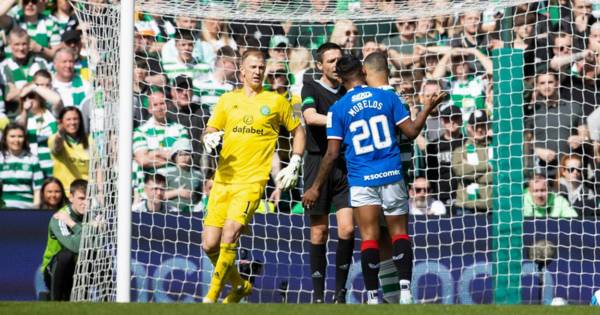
xmin=203 ymin=131 xmax=224 ymax=154
xmin=276 ymin=154 xmax=302 ymax=191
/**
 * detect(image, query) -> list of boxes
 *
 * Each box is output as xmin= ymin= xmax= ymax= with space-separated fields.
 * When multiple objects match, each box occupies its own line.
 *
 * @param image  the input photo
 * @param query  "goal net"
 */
xmin=70 ymin=0 xmax=600 ymax=304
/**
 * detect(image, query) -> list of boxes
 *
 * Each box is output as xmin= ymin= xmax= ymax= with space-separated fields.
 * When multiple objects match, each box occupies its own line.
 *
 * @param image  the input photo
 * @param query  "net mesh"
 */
xmin=70 ymin=0 xmax=600 ymax=304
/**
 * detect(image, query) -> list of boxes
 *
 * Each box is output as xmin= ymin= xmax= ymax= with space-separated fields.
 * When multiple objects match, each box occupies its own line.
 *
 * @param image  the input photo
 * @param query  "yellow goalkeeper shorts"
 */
xmin=204 ymin=181 xmax=266 ymax=227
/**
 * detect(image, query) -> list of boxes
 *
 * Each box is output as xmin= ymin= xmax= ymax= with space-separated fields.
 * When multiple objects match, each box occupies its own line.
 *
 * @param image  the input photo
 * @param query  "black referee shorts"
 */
xmin=303 ymin=153 xmax=350 ymax=215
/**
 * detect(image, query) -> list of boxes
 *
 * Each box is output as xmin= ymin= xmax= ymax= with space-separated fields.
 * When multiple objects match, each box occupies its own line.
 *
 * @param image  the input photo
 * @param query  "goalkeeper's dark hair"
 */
xmin=363 ymin=52 xmax=389 ymax=76
xmin=316 ymin=42 xmax=342 ymax=63
xmin=336 ymin=54 xmax=363 ymax=80
xmin=70 ymin=179 xmax=88 ymax=196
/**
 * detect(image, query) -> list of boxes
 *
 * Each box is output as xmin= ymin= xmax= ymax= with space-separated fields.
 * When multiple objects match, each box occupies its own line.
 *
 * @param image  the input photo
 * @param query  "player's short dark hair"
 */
xmin=363 ymin=52 xmax=389 ymax=76
xmin=241 ymin=48 xmax=264 ymax=64
xmin=316 ymin=42 xmax=342 ymax=63
xmin=144 ymin=173 xmax=166 ymax=185
xmin=70 ymin=179 xmax=88 ymax=196
xmin=336 ymin=54 xmax=363 ymax=79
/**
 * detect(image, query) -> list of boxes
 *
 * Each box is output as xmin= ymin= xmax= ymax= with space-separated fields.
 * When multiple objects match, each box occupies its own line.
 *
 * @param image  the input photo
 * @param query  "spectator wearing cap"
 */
xmin=408 ymin=177 xmax=447 ymax=216
xmin=58 ymin=30 xmax=90 ymax=81
xmin=268 ymin=35 xmax=290 ymax=62
xmin=52 ymin=47 xmax=91 ymax=109
xmin=0 ymin=0 xmax=56 ymax=60
xmin=166 ymin=75 xmax=211 ymax=167
xmin=132 ymin=87 xmax=192 ymax=199
xmin=134 ymin=22 xmax=167 ymax=87
xmin=161 ymin=29 xmax=212 ymax=84
xmin=452 ymin=110 xmax=493 ymax=214
xmin=417 ymin=104 xmax=466 ymax=205
xmin=524 ymin=174 xmax=578 ymax=218
xmin=134 ymin=18 xmax=163 ymax=55
xmin=193 ymin=46 xmax=237 ymax=111
xmin=0 ymin=28 xmax=49 ymax=118
xmin=264 ymin=59 xmax=298 ymax=104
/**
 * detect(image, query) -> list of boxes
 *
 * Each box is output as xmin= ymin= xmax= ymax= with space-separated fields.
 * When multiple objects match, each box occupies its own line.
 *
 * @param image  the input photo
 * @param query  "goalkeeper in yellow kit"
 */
xmin=201 ymin=48 xmax=306 ymax=303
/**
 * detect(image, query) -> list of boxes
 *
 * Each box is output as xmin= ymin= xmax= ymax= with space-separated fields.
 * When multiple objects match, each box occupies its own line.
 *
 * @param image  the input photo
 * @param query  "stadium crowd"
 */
xmin=0 ymin=0 xmax=598 ymax=219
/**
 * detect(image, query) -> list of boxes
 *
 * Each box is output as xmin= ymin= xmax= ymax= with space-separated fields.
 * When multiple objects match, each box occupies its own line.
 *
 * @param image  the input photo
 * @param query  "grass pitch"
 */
xmin=1 ymin=303 xmax=598 ymax=315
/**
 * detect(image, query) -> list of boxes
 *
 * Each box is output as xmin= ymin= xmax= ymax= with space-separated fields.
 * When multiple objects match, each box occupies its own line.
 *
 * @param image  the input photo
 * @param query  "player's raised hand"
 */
xmin=429 ymin=91 xmax=448 ymax=110
xmin=202 ymin=131 xmax=224 ymax=154
xmin=275 ymin=154 xmax=302 ymax=191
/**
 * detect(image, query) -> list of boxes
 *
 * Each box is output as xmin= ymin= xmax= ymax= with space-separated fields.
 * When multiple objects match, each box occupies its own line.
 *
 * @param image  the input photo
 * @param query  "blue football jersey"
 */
xmin=327 ymin=85 xmax=410 ymax=187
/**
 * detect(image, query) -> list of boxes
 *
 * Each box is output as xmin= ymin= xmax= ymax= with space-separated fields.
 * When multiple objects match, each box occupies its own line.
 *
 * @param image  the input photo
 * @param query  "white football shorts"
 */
xmin=350 ymin=180 xmax=409 ymax=216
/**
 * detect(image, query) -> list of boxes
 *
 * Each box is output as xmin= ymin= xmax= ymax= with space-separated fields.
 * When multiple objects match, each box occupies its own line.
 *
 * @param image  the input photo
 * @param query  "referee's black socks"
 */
xmin=310 ymin=243 xmax=327 ymax=302
xmin=335 ymin=237 xmax=354 ymax=296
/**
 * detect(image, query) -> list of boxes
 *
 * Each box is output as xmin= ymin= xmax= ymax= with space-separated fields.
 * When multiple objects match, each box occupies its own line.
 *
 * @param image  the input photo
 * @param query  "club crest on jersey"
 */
xmin=260 ymin=105 xmax=271 ymax=116
xmin=351 ymin=91 xmax=372 ymax=102
xmin=243 ymin=115 xmax=254 ymax=125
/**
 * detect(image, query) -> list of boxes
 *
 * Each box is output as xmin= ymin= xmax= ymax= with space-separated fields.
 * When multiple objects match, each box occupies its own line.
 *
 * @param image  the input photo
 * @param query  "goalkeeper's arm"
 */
xmin=275 ymin=125 xmax=306 ymax=190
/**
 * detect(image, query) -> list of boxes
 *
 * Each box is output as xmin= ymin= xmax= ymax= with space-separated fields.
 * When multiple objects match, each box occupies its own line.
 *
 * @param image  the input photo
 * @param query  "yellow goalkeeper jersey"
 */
xmin=208 ymin=88 xmax=300 ymax=184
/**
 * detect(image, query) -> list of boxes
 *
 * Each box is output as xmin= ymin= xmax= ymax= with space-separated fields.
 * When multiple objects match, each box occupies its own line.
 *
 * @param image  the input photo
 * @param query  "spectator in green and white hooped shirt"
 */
xmin=0 ymin=27 xmax=49 ymax=118
xmin=132 ymin=88 xmax=192 ymax=203
xmin=0 ymin=123 xmax=44 ymax=209
xmin=48 ymin=0 xmax=78 ymax=48
xmin=193 ymin=45 xmax=237 ymax=113
xmin=30 ymin=69 xmax=63 ymax=116
xmin=15 ymin=83 xmax=59 ymax=178
xmin=41 ymin=179 xmax=88 ymax=301
xmin=433 ymin=47 xmax=493 ymax=124
xmin=52 ymin=47 xmax=91 ymax=109
xmin=0 ymin=0 xmax=56 ymax=60
xmin=161 ymin=29 xmax=212 ymax=85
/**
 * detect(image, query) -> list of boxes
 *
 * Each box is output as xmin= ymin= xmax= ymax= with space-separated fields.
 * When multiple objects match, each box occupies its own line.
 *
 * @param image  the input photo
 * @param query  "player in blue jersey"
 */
xmin=303 ymin=54 xmax=446 ymax=304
